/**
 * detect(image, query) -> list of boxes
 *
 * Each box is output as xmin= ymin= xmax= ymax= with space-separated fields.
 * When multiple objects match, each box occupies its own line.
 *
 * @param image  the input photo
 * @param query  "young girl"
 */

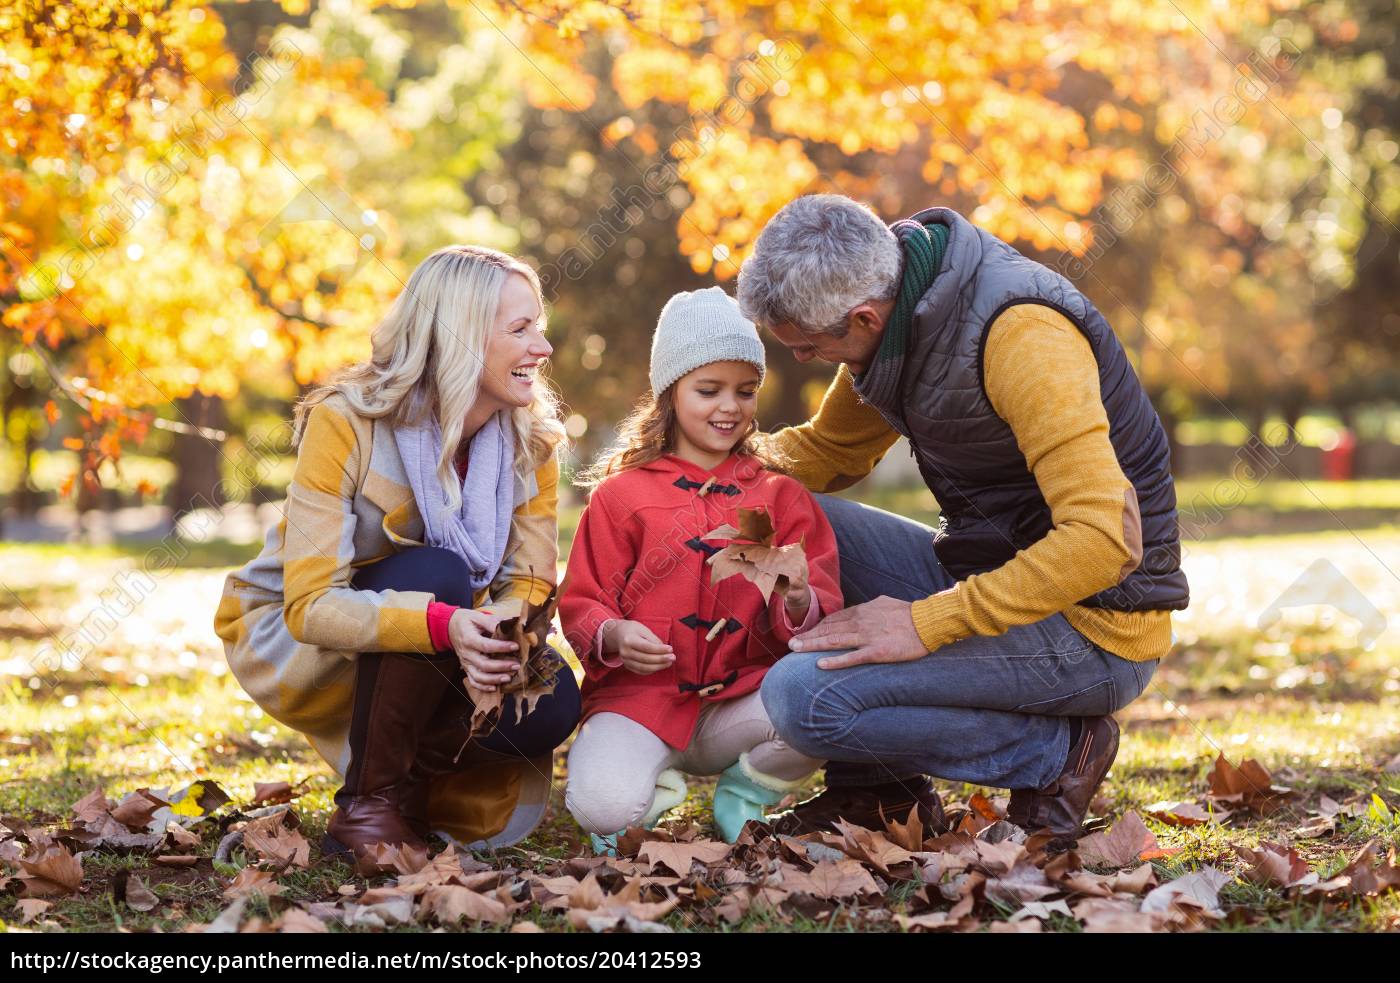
xmin=560 ymin=287 xmax=842 ymax=850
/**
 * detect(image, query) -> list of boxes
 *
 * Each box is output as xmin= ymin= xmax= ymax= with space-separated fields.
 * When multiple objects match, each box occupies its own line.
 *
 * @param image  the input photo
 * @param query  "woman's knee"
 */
xmin=480 ymin=659 xmax=580 ymax=757
xmin=352 ymin=546 xmax=476 ymax=606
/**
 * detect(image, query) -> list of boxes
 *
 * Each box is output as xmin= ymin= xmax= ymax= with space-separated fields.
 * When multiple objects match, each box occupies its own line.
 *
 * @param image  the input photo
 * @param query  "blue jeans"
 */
xmin=760 ymin=495 xmax=1158 ymax=790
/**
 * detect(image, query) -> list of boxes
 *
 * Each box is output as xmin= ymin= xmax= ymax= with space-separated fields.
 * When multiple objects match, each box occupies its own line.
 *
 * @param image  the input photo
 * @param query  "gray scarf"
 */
xmin=393 ymin=410 xmax=515 ymax=592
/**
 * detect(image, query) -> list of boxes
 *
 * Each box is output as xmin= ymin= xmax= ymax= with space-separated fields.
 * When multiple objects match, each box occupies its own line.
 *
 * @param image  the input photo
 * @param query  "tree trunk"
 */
xmin=167 ymin=393 xmax=228 ymax=518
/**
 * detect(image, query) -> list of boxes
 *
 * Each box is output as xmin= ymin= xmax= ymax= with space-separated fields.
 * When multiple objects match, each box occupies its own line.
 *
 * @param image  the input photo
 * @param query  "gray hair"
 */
xmin=736 ymin=194 xmax=901 ymax=338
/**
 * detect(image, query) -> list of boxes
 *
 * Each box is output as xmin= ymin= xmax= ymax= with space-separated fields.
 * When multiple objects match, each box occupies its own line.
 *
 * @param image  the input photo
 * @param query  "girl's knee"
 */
xmin=564 ymin=776 xmax=652 ymax=835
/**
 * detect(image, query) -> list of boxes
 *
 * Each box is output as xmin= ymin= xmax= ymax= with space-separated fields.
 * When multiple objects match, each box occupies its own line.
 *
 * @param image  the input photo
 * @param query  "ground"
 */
xmin=1 ymin=484 xmax=1397 ymax=932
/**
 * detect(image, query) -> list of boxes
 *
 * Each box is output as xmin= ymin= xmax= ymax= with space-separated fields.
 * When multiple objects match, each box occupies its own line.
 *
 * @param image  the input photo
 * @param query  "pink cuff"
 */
xmin=427 ymin=601 xmax=459 ymax=652
xmin=780 ymin=587 xmax=820 ymax=634
xmin=595 ymin=619 xmax=623 ymax=668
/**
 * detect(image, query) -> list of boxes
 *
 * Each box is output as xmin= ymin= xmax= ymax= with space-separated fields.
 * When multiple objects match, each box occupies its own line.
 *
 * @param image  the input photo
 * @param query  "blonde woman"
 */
xmin=215 ymin=246 xmax=577 ymax=870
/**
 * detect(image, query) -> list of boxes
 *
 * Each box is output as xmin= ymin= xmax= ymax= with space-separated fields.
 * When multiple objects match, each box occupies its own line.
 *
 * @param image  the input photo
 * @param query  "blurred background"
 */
xmin=1 ymin=3 xmax=1397 ymax=926
xmin=2 ymin=0 xmax=1397 ymax=547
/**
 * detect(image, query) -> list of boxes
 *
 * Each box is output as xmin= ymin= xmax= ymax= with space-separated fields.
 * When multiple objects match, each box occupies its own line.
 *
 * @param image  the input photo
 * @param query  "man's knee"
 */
xmin=761 ymin=655 xmax=835 ymax=758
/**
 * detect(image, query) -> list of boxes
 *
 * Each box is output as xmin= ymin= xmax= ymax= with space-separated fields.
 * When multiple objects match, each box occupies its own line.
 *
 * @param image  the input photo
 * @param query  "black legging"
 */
xmin=351 ymin=546 xmax=580 ymax=758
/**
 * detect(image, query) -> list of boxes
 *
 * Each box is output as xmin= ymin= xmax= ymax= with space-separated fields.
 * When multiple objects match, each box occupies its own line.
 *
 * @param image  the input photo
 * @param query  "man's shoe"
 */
xmin=767 ymin=776 xmax=946 ymax=837
xmin=1006 ymin=715 xmax=1120 ymax=840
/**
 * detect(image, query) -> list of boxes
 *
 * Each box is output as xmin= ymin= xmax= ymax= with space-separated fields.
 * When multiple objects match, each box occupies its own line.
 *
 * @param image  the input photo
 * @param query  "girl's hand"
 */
xmin=448 ymin=607 xmax=520 ymax=692
xmin=603 ymin=620 xmax=676 ymax=675
xmin=782 ymin=556 xmax=810 ymax=613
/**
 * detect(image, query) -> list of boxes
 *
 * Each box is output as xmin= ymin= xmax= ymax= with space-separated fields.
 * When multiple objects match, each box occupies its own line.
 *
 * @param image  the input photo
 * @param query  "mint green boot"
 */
xmin=589 ymin=769 xmax=688 ymax=856
xmin=712 ymin=753 xmax=812 ymax=844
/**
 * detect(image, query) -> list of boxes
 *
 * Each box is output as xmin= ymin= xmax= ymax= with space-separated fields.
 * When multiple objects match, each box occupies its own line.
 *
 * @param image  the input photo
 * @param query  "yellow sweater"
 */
xmin=767 ymin=304 xmax=1174 ymax=663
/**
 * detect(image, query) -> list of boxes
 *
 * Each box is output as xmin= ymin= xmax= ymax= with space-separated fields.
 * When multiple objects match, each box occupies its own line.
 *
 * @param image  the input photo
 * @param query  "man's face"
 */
xmin=766 ymin=316 xmax=883 ymax=375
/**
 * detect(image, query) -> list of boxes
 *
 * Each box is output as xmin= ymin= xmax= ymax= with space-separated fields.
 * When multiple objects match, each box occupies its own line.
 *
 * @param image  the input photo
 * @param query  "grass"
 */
xmin=1 ymin=521 xmax=1398 ymax=932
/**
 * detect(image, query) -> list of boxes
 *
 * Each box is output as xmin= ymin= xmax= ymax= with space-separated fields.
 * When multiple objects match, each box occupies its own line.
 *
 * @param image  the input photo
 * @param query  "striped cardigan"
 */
xmin=214 ymin=393 xmax=561 ymax=847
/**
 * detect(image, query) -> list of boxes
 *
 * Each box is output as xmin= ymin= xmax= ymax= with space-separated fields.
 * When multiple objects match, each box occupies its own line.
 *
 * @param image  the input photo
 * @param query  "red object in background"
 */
xmin=1320 ymin=428 xmax=1357 ymax=481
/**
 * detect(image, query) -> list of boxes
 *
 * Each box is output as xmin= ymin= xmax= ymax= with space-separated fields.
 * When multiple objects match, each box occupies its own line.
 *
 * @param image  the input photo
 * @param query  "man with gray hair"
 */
xmin=738 ymin=194 xmax=1188 ymax=843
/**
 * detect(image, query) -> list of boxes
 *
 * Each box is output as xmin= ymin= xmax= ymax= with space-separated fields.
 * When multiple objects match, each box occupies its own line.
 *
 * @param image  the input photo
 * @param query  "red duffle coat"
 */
xmin=559 ymin=451 xmax=844 ymax=748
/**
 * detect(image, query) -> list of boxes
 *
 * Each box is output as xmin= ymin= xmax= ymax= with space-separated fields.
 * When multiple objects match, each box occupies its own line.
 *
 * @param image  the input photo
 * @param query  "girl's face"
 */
xmin=477 ymin=273 xmax=552 ymax=412
xmin=670 ymin=360 xmax=761 ymax=470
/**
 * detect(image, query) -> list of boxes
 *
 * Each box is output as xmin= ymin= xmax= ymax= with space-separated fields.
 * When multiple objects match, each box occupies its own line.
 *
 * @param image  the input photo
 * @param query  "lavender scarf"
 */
xmin=393 ymin=410 xmax=515 ymax=592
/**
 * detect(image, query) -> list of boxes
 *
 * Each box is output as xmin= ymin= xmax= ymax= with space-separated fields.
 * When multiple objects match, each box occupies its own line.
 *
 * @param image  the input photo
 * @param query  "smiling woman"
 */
xmin=213 ymin=245 xmax=578 ymax=871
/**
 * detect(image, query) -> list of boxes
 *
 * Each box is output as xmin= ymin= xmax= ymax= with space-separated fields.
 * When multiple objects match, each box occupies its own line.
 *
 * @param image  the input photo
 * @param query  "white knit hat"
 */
xmin=649 ymin=286 xmax=766 ymax=395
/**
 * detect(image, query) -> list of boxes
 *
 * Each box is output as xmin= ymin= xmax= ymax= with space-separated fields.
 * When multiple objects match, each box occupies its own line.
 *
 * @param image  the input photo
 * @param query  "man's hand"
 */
xmin=787 ymin=595 xmax=930 ymax=669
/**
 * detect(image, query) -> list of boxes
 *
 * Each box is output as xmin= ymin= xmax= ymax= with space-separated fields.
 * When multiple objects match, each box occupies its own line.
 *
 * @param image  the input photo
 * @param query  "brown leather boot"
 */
xmin=768 ymin=776 xmax=947 ymax=837
xmin=324 ymin=651 xmax=456 ymax=870
xmin=1007 ymin=715 xmax=1120 ymax=841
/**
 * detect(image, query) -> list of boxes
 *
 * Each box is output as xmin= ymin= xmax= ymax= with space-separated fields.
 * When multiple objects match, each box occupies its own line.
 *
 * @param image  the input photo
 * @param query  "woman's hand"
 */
xmin=448 ymin=607 xmax=520 ymax=692
xmin=603 ymin=620 xmax=675 ymax=675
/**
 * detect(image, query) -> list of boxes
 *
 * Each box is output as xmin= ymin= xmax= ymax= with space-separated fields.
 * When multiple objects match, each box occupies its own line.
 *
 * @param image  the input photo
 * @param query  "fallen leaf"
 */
xmin=1073 ymin=897 xmax=1165 ymax=933
xmin=202 ymin=899 xmax=248 ymax=934
xmin=154 ymin=854 xmax=198 ymax=867
xmin=1236 ymin=843 xmax=1317 ymax=890
xmin=830 ymin=820 xmax=914 ymax=873
xmin=122 ymin=874 xmax=160 ymax=912
xmin=781 ymin=859 xmax=880 ymax=899
xmin=1140 ymin=865 xmax=1231 ymax=924
xmin=1009 ymin=899 xmax=1072 ymax=922
xmin=110 ymin=789 xmax=169 ymax=829
xmin=637 ymin=840 xmax=731 ymax=874
xmin=223 ymin=867 xmax=282 ymax=900
xmin=164 ymin=821 xmax=202 ymax=850
xmin=420 ymin=884 xmax=511 ymax=925
xmin=1144 ymin=800 xmax=1229 ymax=827
xmin=241 ymin=814 xmax=310 ymax=869
xmin=251 ymin=781 xmax=307 ymax=807
xmin=168 ymin=780 xmax=231 ymax=818
xmin=273 ymin=907 xmax=329 ymax=933
xmin=15 ymin=899 xmax=52 ymax=924
xmin=72 ymin=787 xmax=112 ymax=824
xmin=18 ymin=844 xmax=83 ymax=897
xmin=984 ymin=860 xmax=1057 ymax=906
xmin=1076 ymin=812 xmax=1163 ymax=868
xmin=1206 ymin=753 xmax=1290 ymax=814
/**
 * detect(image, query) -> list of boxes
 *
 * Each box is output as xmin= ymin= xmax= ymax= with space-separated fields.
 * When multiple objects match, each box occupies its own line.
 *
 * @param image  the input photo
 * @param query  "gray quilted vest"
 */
xmin=853 ymin=207 xmax=1189 ymax=612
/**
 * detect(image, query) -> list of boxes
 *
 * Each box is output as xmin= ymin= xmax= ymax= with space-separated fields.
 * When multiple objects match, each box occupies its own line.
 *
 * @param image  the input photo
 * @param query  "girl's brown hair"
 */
xmin=575 ymin=384 xmax=788 ymax=491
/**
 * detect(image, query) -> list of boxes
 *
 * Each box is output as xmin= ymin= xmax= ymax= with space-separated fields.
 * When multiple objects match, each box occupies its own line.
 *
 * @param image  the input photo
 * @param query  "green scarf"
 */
xmin=853 ymin=219 xmax=948 ymax=410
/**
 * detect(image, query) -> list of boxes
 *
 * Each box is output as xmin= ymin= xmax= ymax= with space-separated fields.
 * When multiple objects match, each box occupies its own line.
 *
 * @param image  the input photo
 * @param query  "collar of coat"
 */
xmin=638 ymin=451 xmax=765 ymax=486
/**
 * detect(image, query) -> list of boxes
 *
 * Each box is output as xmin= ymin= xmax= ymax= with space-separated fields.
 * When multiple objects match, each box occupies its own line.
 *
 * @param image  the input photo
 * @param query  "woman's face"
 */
xmin=670 ymin=360 xmax=761 ymax=469
xmin=477 ymin=273 xmax=552 ymax=412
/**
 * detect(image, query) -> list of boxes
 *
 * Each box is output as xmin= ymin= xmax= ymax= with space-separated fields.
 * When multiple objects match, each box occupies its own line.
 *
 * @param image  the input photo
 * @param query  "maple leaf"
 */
xmin=271 ymin=908 xmax=330 ymax=934
xmin=1140 ymin=866 xmax=1232 ymax=926
xmin=1144 ymin=799 xmax=1230 ymax=827
xmin=830 ymin=819 xmax=914 ymax=873
xmin=1206 ymin=753 xmax=1291 ymax=814
xmin=636 ymin=839 xmax=732 ymax=875
xmin=241 ymin=813 xmax=310 ymax=869
xmin=110 ymin=789 xmax=170 ymax=829
xmin=565 ymin=873 xmax=679 ymax=931
xmin=223 ymin=867 xmax=282 ymax=900
xmin=1234 ymin=842 xmax=1316 ymax=891
xmin=72 ymin=787 xmax=112 ymax=824
xmin=779 ymin=859 xmax=880 ymax=899
xmin=17 ymin=844 xmax=83 ymax=898
xmin=420 ymin=884 xmax=512 ymax=925
xmin=702 ymin=507 xmax=808 ymax=603
xmin=251 ymin=780 xmax=309 ymax=807
xmin=469 ymin=581 xmax=563 ymax=736
xmin=1075 ymin=811 xmax=1176 ymax=868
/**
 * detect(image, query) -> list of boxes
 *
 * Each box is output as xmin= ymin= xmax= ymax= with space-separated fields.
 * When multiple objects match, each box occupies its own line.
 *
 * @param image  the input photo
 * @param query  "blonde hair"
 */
xmin=294 ymin=245 xmax=567 ymax=505
xmin=575 ymin=382 xmax=786 ymax=492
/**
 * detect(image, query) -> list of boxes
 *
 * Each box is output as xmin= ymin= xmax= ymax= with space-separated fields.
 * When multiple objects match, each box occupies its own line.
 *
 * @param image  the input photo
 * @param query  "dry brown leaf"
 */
xmin=251 ymin=781 xmax=308 ymax=807
xmin=18 ymin=844 xmax=83 ymax=898
xmin=1236 ymin=843 xmax=1317 ymax=890
xmin=636 ymin=839 xmax=731 ymax=875
xmin=988 ymin=918 xmax=1042 ymax=932
xmin=122 ymin=873 xmax=160 ymax=912
xmin=894 ymin=893 xmax=976 ymax=932
xmin=565 ymin=873 xmax=679 ymax=931
xmin=1140 ymin=865 xmax=1231 ymax=925
xmin=15 ymin=898 xmax=52 ymax=924
xmin=1073 ymin=897 xmax=1165 ymax=933
xmin=1009 ymin=899 xmax=1073 ymax=922
xmin=831 ymin=820 xmax=914 ymax=873
xmin=241 ymin=814 xmax=310 ymax=869
xmin=1076 ymin=811 xmax=1166 ymax=868
xmin=983 ymin=861 xmax=1057 ymax=906
xmin=72 ymin=787 xmax=112 ymax=824
xmin=512 ymin=920 xmax=545 ymax=933
xmin=781 ymin=859 xmax=880 ymax=899
xmin=164 ymin=820 xmax=202 ymax=850
xmin=1144 ymin=800 xmax=1230 ymax=827
xmin=1206 ymin=753 xmax=1291 ymax=814
xmin=420 ymin=884 xmax=511 ymax=925
xmin=223 ymin=866 xmax=283 ymax=900
xmin=154 ymin=854 xmax=198 ymax=867
xmin=110 ymin=789 xmax=169 ymax=829
xmin=883 ymin=804 xmax=925 ymax=853
xmin=272 ymin=907 xmax=329 ymax=933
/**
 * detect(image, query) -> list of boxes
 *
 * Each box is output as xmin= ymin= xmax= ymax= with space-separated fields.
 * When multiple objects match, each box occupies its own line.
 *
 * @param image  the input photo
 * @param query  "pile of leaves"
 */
xmin=3 ymin=754 xmax=1396 ymax=933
